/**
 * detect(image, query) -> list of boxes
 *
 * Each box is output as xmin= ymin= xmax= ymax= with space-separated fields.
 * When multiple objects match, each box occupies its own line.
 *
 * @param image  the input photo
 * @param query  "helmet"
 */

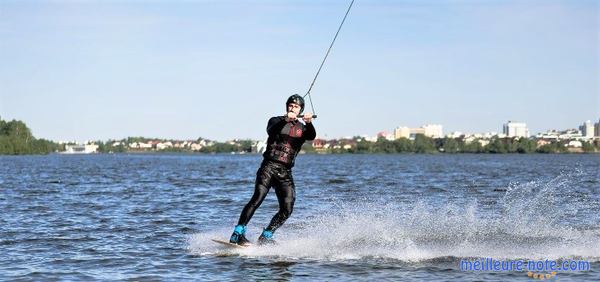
xmin=286 ymin=94 xmax=305 ymax=114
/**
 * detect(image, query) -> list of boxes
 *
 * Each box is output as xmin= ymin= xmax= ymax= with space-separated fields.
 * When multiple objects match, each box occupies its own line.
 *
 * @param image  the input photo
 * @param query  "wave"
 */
xmin=188 ymin=172 xmax=600 ymax=262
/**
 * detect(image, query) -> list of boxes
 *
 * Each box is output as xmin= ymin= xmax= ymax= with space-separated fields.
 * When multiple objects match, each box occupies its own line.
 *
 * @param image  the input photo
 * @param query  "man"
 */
xmin=229 ymin=94 xmax=316 ymax=245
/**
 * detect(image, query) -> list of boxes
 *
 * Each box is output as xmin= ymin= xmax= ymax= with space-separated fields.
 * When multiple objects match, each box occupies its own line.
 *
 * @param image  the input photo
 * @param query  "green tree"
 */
xmin=516 ymin=138 xmax=537 ymax=153
xmin=0 ymin=118 xmax=58 ymax=155
xmin=413 ymin=134 xmax=436 ymax=153
xmin=393 ymin=138 xmax=413 ymax=153
xmin=485 ymin=138 xmax=508 ymax=153
xmin=461 ymin=140 xmax=483 ymax=153
xmin=441 ymin=137 xmax=460 ymax=153
xmin=373 ymin=137 xmax=396 ymax=153
xmin=301 ymin=142 xmax=316 ymax=153
xmin=355 ymin=139 xmax=372 ymax=153
xmin=536 ymin=144 xmax=555 ymax=153
xmin=581 ymin=141 xmax=596 ymax=153
xmin=0 ymin=136 xmax=14 ymax=154
xmin=95 ymin=140 xmax=106 ymax=153
xmin=237 ymin=139 xmax=254 ymax=153
xmin=536 ymin=141 xmax=568 ymax=153
xmin=113 ymin=143 xmax=127 ymax=153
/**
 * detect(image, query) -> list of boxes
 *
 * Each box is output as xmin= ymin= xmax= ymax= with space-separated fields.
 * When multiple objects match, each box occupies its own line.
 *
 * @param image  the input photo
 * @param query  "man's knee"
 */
xmin=280 ymin=203 xmax=294 ymax=218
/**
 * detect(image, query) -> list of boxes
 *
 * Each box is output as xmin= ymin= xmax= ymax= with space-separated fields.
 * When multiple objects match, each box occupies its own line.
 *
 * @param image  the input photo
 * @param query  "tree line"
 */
xmin=1 ymin=117 xmax=597 ymax=155
xmin=0 ymin=117 xmax=59 ymax=155
xmin=325 ymin=135 xmax=598 ymax=154
xmin=93 ymin=138 xmax=255 ymax=153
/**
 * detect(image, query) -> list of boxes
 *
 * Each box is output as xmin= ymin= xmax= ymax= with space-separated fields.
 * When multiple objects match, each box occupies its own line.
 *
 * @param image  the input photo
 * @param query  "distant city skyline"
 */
xmin=33 ymin=118 xmax=600 ymax=143
xmin=1 ymin=0 xmax=598 ymax=142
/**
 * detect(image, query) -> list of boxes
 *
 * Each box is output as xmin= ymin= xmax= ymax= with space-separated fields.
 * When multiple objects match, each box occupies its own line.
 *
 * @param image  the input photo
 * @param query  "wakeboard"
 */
xmin=211 ymin=239 xmax=252 ymax=248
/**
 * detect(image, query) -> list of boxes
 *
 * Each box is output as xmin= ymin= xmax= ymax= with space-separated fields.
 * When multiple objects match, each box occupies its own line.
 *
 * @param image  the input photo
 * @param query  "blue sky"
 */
xmin=0 ymin=0 xmax=598 ymax=142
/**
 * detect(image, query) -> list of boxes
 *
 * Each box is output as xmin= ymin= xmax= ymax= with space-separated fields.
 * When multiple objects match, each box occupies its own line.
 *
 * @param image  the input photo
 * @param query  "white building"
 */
xmin=63 ymin=144 xmax=99 ymax=154
xmin=253 ymin=140 xmax=267 ymax=154
xmin=422 ymin=124 xmax=443 ymax=138
xmin=567 ymin=140 xmax=582 ymax=148
xmin=536 ymin=130 xmax=560 ymax=140
xmin=446 ymin=131 xmax=463 ymax=139
xmin=364 ymin=135 xmax=378 ymax=142
xmin=156 ymin=141 xmax=173 ymax=150
xmin=483 ymin=132 xmax=498 ymax=139
xmin=408 ymin=128 xmax=424 ymax=139
xmin=394 ymin=124 xmax=443 ymax=139
xmin=394 ymin=127 xmax=411 ymax=139
xmin=580 ymin=120 xmax=594 ymax=138
xmin=558 ymin=129 xmax=583 ymax=140
xmin=462 ymin=135 xmax=479 ymax=144
xmin=129 ymin=142 xmax=152 ymax=149
xmin=503 ymin=121 xmax=529 ymax=138
xmin=378 ymin=131 xmax=395 ymax=141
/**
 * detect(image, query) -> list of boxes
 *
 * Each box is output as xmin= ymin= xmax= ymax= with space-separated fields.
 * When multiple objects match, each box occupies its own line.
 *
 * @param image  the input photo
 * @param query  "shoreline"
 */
xmin=2 ymin=151 xmax=598 ymax=156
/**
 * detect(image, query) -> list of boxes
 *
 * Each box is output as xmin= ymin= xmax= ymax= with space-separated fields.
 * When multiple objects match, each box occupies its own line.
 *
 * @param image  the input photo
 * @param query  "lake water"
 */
xmin=1 ymin=154 xmax=599 ymax=281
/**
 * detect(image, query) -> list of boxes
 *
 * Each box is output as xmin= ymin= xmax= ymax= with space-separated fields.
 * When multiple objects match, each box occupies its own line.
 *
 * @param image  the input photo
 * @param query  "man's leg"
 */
xmin=230 ymin=164 xmax=273 ymax=244
xmin=259 ymin=169 xmax=295 ymax=242
xmin=238 ymin=164 xmax=274 ymax=225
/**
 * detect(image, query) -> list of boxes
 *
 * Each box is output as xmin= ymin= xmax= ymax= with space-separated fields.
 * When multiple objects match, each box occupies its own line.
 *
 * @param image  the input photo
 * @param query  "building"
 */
xmin=594 ymin=119 xmax=600 ymax=137
xmin=129 ymin=142 xmax=152 ymax=149
xmin=394 ymin=124 xmax=443 ymax=140
xmin=312 ymin=139 xmax=326 ymax=149
xmin=156 ymin=141 xmax=173 ymax=150
xmin=394 ymin=127 xmax=410 ymax=139
xmin=253 ymin=140 xmax=267 ymax=154
xmin=190 ymin=143 xmax=203 ymax=151
xmin=422 ymin=124 xmax=443 ymax=138
xmin=361 ymin=135 xmax=378 ymax=142
xmin=579 ymin=120 xmax=594 ymax=138
xmin=536 ymin=139 xmax=552 ymax=147
xmin=377 ymin=131 xmax=395 ymax=141
xmin=558 ymin=129 xmax=583 ymax=140
xmin=446 ymin=131 xmax=463 ymax=138
xmin=503 ymin=121 xmax=529 ymax=138
xmin=567 ymin=140 xmax=582 ymax=148
xmin=409 ymin=128 xmax=425 ymax=139
xmin=483 ymin=132 xmax=498 ymax=139
xmin=63 ymin=144 xmax=99 ymax=154
xmin=536 ymin=130 xmax=560 ymax=140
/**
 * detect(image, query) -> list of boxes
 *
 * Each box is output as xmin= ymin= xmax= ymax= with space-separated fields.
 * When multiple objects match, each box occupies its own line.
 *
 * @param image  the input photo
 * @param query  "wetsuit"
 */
xmin=237 ymin=116 xmax=316 ymax=232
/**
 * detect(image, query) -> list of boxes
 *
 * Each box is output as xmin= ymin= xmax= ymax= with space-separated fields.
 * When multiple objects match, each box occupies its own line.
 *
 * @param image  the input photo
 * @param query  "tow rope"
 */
xmin=301 ymin=0 xmax=355 ymax=119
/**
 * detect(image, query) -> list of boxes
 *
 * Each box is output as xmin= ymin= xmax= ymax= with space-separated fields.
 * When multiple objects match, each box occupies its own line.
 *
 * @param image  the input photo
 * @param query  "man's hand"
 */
xmin=286 ymin=111 xmax=297 ymax=121
xmin=302 ymin=112 xmax=313 ymax=123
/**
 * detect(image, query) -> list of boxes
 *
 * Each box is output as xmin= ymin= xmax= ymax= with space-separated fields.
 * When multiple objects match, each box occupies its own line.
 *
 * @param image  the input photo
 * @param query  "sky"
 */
xmin=0 ymin=0 xmax=598 ymax=142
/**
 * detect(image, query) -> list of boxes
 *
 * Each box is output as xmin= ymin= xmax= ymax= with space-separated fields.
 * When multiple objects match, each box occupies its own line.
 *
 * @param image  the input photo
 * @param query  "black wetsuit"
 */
xmin=237 ymin=116 xmax=316 ymax=232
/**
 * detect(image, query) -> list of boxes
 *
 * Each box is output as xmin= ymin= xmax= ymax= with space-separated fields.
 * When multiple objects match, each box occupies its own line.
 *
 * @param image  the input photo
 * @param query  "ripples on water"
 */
xmin=1 ymin=154 xmax=599 ymax=281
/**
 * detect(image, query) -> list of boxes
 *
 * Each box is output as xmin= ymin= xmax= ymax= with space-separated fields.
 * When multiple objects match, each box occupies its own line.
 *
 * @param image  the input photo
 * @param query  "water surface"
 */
xmin=1 ymin=154 xmax=598 ymax=281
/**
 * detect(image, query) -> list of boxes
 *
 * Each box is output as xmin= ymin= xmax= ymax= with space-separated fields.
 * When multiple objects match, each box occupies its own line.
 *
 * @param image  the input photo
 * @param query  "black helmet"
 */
xmin=286 ymin=94 xmax=305 ymax=114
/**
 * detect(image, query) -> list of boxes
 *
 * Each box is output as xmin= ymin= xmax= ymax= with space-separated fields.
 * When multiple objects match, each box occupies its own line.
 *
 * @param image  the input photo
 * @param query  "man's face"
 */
xmin=287 ymin=103 xmax=301 ymax=115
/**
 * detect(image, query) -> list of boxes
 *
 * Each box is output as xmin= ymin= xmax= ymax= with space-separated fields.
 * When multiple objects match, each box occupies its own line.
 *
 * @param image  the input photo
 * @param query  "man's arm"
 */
xmin=303 ymin=122 xmax=316 ymax=141
xmin=267 ymin=116 xmax=287 ymax=136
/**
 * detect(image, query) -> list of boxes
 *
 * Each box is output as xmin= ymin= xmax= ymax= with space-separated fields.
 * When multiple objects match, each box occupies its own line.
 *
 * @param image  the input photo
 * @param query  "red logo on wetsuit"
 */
xmin=289 ymin=125 xmax=302 ymax=137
